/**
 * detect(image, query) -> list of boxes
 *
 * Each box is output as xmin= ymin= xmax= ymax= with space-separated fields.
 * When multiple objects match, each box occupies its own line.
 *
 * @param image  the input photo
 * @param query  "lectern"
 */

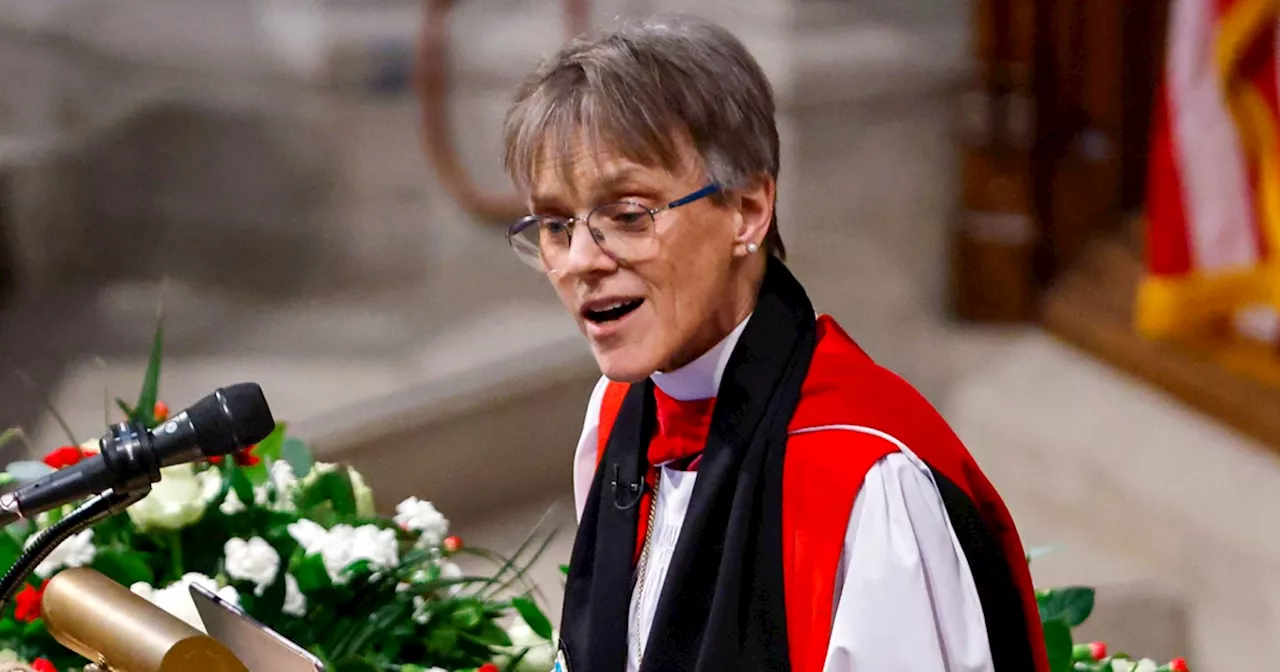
xmin=41 ymin=569 xmax=249 ymax=672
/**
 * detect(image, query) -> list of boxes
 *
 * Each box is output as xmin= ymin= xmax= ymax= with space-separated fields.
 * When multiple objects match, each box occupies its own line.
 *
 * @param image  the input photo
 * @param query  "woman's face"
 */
xmin=528 ymin=136 xmax=774 ymax=382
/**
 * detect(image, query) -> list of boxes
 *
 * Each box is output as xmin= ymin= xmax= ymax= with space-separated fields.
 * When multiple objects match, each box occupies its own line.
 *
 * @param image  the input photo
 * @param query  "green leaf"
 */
xmin=242 ymin=423 xmax=287 ymax=485
xmin=134 ymin=316 xmax=165 ymax=428
xmin=512 ymin=596 xmax=554 ymax=640
xmin=92 ymin=548 xmax=155 ymax=586
xmin=465 ymin=618 xmax=513 ymax=648
xmin=331 ymin=657 xmax=380 ymax=672
xmin=281 ymin=438 xmax=314 ymax=479
xmin=0 ymin=428 xmax=18 ymax=451
xmin=0 ymin=533 xmax=22 ymax=574
xmin=452 ymin=602 xmax=485 ymax=630
xmin=116 ymin=398 xmax=135 ymax=422
xmin=255 ymin=424 xmax=288 ymax=463
xmin=1043 ymin=618 xmax=1074 ymax=672
xmin=1039 ymin=587 xmax=1096 ymax=627
xmin=425 ymin=626 xmax=459 ymax=656
xmin=299 ymin=471 xmax=356 ymax=517
xmin=293 ymin=553 xmax=332 ymax=593
xmin=229 ymin=465 xmax=255 ymax=512
xmin=255 ymin=567 xmax=288 ymax=623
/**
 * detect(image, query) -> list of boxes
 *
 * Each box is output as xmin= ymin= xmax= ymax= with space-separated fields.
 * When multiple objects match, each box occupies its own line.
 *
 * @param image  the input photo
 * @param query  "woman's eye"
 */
xmin=544 ymin=220 xmax=571 ymax=236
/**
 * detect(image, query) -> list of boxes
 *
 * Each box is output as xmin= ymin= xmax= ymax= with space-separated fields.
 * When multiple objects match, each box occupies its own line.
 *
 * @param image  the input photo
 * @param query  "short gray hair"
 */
xmin=502 ymin=14 xmax=785 ymax=259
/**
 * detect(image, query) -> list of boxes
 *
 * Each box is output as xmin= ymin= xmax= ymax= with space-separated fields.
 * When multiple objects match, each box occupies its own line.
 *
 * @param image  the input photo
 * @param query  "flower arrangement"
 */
xmin=1031 ymin=548 xmax=1190 ymax=672
xmin=0 ymin=320 xmax=1198 ymax=672
xmin=0 ymin=323 xmax=558 ymax=672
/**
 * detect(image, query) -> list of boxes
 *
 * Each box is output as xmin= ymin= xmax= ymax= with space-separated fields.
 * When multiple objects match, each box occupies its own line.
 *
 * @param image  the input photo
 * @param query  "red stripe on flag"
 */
xmin=1146 ymin=80 xmax=1195 ymax=276
xmin=1249 ymin=25 xmax=1278 ymax=261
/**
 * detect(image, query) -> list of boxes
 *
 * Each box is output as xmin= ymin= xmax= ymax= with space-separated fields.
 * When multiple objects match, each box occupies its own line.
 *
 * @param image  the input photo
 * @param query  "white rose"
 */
xmin=220 ymin=488 xmax=246 ymax=516
xmin=131 ymin=573 xmax=239 ymax=633
xmin=127 ymin=464 xmax=213 ymax=531
xmin=394 ymin=497 xmax=449 ymax=547
xmin=286 ymin=519 xmax=328 ymax=552
xmin=501 ymin=615 xmax=558 ymax=672
xmin=197 ymin=469 xmax=223 ymax=504
xmin=224 ymin=537 xmax=280 ymax=596
xmin=287 ymin=521 xmax=399 ymax=585
xmin=338 ymin=524 xmax=399 ymax=581
xmin=26 ymin=529 xmax=95 ymax=579
xmin=282 ymin=574 xmax=306 ymax=617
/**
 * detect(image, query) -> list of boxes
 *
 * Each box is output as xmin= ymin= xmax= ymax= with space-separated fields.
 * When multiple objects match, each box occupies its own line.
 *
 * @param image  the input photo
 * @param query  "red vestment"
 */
xmin=595 ymin=315 xmax=1049 ymax=672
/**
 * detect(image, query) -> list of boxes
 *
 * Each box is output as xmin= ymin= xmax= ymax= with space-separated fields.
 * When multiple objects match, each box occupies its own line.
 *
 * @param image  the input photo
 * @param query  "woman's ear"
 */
xmin=731 ymin=175 xmax=775 ymax=255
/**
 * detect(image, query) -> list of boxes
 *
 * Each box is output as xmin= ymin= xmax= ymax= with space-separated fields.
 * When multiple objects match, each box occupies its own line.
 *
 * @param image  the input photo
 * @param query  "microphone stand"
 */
xmin=0 ymin=487 xmax=149 ymax=612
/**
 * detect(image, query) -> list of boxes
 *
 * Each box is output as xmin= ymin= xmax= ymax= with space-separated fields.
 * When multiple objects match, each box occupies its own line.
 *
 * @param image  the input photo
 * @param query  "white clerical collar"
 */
xmin=650 ymin=314 xmax=752 ymax=401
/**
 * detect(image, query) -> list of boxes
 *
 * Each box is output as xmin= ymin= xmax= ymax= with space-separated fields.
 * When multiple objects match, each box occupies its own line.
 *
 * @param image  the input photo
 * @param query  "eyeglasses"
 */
xmin=507 ymin=184 xmax=721 ymax=271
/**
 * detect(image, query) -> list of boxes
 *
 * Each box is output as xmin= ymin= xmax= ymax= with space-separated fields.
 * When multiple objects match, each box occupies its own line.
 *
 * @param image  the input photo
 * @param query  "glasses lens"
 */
xmin=510 ymin=217 xmax=572 ymax=270
xmin=589 ymin=203 xmax=654 ymax=258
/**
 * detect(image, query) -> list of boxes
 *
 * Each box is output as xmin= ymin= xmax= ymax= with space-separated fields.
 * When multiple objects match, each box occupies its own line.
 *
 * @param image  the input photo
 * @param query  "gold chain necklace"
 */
xmin=632 ymin=468 xmax=661 ymax=668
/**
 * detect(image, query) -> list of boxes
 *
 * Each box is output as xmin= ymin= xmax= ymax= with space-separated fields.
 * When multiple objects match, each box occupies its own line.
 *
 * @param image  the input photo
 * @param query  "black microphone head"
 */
xmin=185 ymin=382 xmax=276 ymax=457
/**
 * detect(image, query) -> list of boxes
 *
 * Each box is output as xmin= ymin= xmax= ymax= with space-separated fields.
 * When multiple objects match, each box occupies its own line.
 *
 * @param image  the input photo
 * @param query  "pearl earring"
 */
xmin=746 ymin=242 xmax=759 ymax=254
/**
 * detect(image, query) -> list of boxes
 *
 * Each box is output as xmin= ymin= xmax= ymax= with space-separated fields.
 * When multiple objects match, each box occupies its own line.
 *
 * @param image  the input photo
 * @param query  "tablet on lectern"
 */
xmin=189 ymin=582 xmax=326 ymax=672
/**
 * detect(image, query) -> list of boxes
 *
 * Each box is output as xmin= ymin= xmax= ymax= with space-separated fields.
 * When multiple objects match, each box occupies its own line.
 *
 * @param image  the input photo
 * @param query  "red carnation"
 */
xmin=477 ymin=664 xmax=500 ymax=672
xmin=1089 ymin=641 xmax=1107 ymax=661
xmin=42 ymin=446 xmax=84 ymax=470
xmin=233 ymin=444 xmax=260 ymax=467
xmin=154 ymin=401 xmax=170 ymax=423
xmin=208 ymin=444 xmax=259 ymax=467
xmin=443 ymin=535 xmax=464 ymax=553
xmin=30 ymin=659 xmax=55 ymax=672
xmin=1169 ymin=657 xmax=1189 ymax=672
xmin=14 ymin=581 xmax=44 ymax=622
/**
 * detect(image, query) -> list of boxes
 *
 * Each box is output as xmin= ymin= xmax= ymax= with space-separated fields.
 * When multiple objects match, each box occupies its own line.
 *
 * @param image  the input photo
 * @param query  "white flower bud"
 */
xmin=220 ymin=488 xmax=246 ymax=516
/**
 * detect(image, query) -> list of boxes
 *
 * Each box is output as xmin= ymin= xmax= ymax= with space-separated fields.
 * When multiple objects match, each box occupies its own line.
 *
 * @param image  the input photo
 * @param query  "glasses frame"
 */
xmin=507 ymin=183 xmax=722 ymax=270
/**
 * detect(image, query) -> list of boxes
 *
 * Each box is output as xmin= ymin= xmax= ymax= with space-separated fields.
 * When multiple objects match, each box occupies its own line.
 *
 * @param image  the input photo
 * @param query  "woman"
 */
xmin=501 ymin=15 xmax=1048 ymax=672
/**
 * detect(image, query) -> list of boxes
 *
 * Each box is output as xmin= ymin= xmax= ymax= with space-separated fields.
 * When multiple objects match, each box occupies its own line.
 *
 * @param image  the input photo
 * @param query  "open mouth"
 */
xmin=583 ymin=299 xmax=644 ymax=324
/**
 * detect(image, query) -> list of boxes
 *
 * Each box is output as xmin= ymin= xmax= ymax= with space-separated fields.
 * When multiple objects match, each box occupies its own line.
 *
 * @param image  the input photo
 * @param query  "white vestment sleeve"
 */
xmin=823 ymin=450 xmax=994 ymax=672
xmin=572 ymin=376 xmax=610 ymax=521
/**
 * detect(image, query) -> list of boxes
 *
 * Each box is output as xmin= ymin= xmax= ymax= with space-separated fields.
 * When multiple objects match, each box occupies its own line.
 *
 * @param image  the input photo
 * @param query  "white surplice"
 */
xmin=570 ymin=316 xmax=995 ymax=672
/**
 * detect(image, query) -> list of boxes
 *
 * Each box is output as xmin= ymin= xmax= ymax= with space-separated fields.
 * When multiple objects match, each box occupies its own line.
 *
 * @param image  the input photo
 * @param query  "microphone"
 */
xmin=610 ymin=464 xmax=649 ymax=510
xmin=0 ymin=383 xmax=274 ymax=525
xmin=42 ymin=567 xmax=249 ymax=672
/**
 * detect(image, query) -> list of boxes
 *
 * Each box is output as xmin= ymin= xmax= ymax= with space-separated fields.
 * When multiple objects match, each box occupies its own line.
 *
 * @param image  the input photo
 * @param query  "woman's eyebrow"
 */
xmin=531 ymin=167 xmax=648 ymax=212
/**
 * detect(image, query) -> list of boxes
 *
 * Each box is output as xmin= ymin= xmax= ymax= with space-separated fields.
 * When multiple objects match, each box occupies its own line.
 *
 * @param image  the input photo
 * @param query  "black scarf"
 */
xmin=560 ymin=257 xmax=816 ymax=671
